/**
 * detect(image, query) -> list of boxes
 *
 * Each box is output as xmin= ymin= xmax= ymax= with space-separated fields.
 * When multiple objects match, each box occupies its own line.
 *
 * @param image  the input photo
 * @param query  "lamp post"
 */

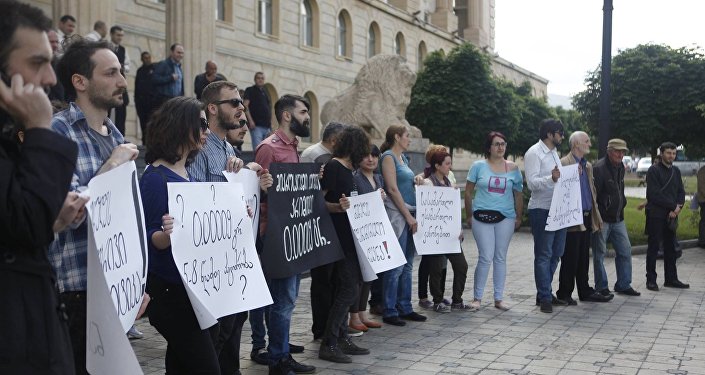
xmin=598 ymin=0 xmax=613 ymax=158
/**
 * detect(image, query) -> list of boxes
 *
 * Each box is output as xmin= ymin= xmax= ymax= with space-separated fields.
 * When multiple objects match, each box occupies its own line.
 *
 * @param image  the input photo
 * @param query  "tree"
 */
xmin=573 ymin=44 xmax=705 ymax=157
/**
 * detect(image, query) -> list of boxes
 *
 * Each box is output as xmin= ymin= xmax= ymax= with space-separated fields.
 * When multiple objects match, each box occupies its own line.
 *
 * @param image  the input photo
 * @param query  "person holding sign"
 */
xmin=379 ymin=125 xmax=427 ymax=326
xmin=524 ymin=119 xmax=567 ymax=314
xmin=319 ymin=125 xmax=372 ymax=363
xmin=556 ymin=131 xmax=608 ymax=304
xmin=139 ymin=97 xmax=222 ymax=373
xmin=420 ymin=148 xmax=471 ymax=313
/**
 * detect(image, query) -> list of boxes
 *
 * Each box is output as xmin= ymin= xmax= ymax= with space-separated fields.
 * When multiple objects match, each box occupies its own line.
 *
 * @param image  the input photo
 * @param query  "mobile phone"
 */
xmin=0 ymin=70 xmax=12 ymax=87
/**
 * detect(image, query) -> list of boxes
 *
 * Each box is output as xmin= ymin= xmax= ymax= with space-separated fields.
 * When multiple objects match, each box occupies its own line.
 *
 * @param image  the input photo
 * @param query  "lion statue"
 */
xmin=320 ymin=54 xmax=421 ymax=139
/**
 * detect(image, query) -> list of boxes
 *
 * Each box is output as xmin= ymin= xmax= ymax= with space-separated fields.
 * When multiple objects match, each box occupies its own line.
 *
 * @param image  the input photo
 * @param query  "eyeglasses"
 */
xmin=213 ymin=98 xmax=244 ymax=108
xmin=200 ymin=117 xmax=209 ymax=131
xmin=492 ymin=142 xmax=507 ymax=148
xmin=554 ymin=131 xmax=565 ymax=137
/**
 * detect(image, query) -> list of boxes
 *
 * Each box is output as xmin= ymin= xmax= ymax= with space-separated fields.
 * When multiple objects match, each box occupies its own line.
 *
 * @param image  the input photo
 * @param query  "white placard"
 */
xmin=545 ymin=164 xmax=584 ymax=231
xmin=167 ymin=182 xmax=272 ymax=329
xmin=86 ymin=161 xmax=145 ymax=375
xmin=413 ymin=185 xmax=462 ymax=255
xmin=345 ymin=192 xmax=406 ymax=282
xmin=223 ymin=169 xmax=260 ymax=237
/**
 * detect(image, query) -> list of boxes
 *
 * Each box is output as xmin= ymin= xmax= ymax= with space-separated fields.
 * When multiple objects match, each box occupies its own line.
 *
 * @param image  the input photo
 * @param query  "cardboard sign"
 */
xmin=413 ymin=185 xmax=462 ymax=255
xmin=223 ymin=169 xmax=260 ymax=237
xmin=346 ymin=191 xmax=406 ymax=282
xmin=546 ymin=164 xmax=584 ymax=231
xmin=168 ymin=182 xmax=272 ymax=329
xmin=85 ymin=161 xmax=145 ymax=375
xmin=262 ymin=163 xmax=343 ymax=279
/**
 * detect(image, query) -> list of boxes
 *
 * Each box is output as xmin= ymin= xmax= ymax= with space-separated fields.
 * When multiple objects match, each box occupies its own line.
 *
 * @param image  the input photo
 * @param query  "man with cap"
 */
xmin=591 ymin=139 xmax=641 ymax=297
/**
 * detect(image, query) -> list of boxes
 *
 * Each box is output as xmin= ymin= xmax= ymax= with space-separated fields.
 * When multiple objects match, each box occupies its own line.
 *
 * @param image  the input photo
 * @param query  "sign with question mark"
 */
xmin=223 ymin=169 xmax=260 ymax=238
xmin=167 ymin=182 xmax=272 ymax=329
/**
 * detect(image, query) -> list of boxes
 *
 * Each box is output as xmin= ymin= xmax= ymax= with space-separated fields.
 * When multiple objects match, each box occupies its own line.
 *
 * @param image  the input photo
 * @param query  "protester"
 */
xmin=244 ymin=71 xmax=272 ymax=149
xmin=420 ymin=148 xmax=470 ymax=313
xmin=50 ymin=39 xmax=139 ymax=373
xmin=319 ymin=124 xmax=372 ymax=363
xmin=379 ymin=125 xmax=426 ymax=326
xmin=0 ymin=2 xmax=84 ymax=373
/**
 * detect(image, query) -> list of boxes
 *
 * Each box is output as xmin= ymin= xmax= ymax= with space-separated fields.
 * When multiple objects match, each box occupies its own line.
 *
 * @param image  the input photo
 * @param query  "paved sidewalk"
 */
xmin=133 ymin=231 xmax=705 ymax=375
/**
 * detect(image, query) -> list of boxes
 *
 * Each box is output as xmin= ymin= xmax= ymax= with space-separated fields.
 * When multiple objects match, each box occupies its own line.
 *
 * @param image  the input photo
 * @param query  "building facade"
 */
xmin=30 ymin=0 xmax=548 ymax=149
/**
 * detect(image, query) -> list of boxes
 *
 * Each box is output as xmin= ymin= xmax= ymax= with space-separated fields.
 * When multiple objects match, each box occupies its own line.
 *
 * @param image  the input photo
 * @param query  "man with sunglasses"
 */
xmin=524 ymin=119 xmax=567 ymax=313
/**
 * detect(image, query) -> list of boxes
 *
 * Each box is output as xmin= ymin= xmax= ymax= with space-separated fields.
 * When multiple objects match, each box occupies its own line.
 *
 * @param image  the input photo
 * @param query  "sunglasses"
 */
xmin=213 ymin=98 xmax=244 ymax=108
xmin=200 ymin=117 xmax=209 ymax=131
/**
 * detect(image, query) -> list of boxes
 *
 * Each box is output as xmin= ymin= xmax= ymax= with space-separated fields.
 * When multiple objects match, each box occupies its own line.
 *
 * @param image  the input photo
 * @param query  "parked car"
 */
xmin=622 ymin=156 xmax=635 ymax=172
xmin=636 ymin=157 xmax=651 ymax=178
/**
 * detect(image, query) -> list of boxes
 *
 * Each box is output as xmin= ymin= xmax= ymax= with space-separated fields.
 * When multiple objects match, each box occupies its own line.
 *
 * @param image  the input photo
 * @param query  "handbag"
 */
xmin=473 ymin=210 xmax=506 ymax=224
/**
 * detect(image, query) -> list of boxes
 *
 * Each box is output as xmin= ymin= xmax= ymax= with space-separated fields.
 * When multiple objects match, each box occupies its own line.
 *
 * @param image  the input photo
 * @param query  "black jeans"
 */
xmin=147 ymin=275 xmax=220 ymax=375
xmin=418 ymin=255 xmax=432 ymax=299
xmin=324 ymin=249 xmax=361 ymax=344
xmin=350 ymin=281 xmax=370 ymax=313
xmin=699 ymin=202 xmax=705 ymax=245
xmin=60 ymin=291 xmax=87 ymax=375
xmin=558 ymin=213 xmax=595 ymax=299
xmin=428 ymin=253 xmax=468 ymax=305
xmin=215 ymin=312 xmax=248 ymax=375
xmin=646 ymin=216 xmax=678 ymax=283
xmin=310 ymin=262 xmax=336 ymax=340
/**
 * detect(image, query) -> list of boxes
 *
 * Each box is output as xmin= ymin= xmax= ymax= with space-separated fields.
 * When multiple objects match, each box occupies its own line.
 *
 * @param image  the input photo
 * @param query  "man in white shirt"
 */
xmin=84 ymin=21 xmax=107 ymax=42
xmin=55 ymin=15 xmax=76 ymax=53
xmin=524 ymin=119 xmax=566 ymax=313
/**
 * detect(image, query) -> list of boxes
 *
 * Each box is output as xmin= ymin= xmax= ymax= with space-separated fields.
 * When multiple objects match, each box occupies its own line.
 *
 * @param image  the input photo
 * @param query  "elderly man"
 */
xmin=194 ymin=60 xmax=227 ymax=100
xmin=556 ymin=131 xmax=608 ymax=305
xmin=592 ymin=139 xmax=640 ymax=297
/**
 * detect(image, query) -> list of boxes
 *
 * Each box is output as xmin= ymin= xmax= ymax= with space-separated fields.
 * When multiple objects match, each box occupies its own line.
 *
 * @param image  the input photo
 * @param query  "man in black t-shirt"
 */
xmin=243 ymin=71 xmax=272 ymax=150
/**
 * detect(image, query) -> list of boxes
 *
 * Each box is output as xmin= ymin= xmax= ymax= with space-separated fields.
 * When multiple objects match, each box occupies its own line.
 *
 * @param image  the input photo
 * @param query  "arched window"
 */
xmin=394 ymin=32 xmax=406 ymax=59
xmin=302 ymin=91 xmax=319 ymax=143
xmin=257 ymin=0 xmax=279 ymax=36
xmin=337 ymin=10 xmax=352 ymax=59
xmin=300 ymin=0 xmax=313 ymax=46
xmin=417 ymin=41 xmax=427 ymax=70
xmin=368 ymin=22 xmax=381 ymax=58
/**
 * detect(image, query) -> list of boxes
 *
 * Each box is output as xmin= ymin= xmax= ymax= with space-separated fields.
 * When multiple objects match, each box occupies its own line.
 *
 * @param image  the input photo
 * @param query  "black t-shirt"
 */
xmin=321 ymin=159 xmax=355 ymax=252
xmin=244 ymin=85 xmax=271 ymax=127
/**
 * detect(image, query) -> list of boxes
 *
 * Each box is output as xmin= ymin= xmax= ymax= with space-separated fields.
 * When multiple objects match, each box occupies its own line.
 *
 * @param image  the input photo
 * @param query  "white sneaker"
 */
xmin=127 ymin=325 xmax=144 ymax=339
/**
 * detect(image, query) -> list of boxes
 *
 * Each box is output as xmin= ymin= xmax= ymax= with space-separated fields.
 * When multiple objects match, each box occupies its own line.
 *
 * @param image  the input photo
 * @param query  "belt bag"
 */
xmin=473 ymin=210 xmax=505 ymax=224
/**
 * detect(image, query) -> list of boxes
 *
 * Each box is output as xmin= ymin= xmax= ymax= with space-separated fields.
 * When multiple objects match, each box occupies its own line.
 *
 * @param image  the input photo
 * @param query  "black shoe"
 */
xmin=552 ymin=295 xmax=568 ymax=306
xmin=382 ymin=316 xmax=406 ymax=326
xmin=598 ymin=289 xmax=614 ymax=297
xmin=369 ymin=304 xmax=384 ymax=316
xmin=646 ymin=281 xmax=659 ymax=291
xmin=580 ymin=291 xmax=612 ymax=302
xmin=664 ymin=280 xmax=690 ymax=289
xmin=400 ymin=311 xmax=427 ymax=322
xmin=286 ymin=355 xmax=315 ymax=374
xmin=288 ymin=343 xmax=304 ymax=354
xmin=318 ymin=342 xmax=352 ymax=363
xmin=615 ymin=287 xmax=641 ymax=296
xmin=337 ymin=337 xmax=370 ymax=355
xmin=268 ymin=357 xmax=295 ymax=375
xmin=540 ymin=300 xmax=552 ymax=313
xmin=251 ymin=348 xmax=269 ymax=365
xmin=563 ymin=297 xmax=578 ymax=306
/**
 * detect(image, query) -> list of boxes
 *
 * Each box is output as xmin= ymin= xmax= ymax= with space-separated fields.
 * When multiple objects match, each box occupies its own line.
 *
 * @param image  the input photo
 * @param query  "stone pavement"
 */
xmin=133 ymin=231 xmax=705 ymax=375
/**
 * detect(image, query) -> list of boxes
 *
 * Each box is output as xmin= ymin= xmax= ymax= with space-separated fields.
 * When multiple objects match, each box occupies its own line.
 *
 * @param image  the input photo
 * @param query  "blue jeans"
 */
xmin=250 ymin=126 xmax=270 ymax=150
xmin=529 ymin=209 xmax=567 ymax=302
xmin=266 ymin=275 xmax=300 ymax=363
xmin=472 ymin=217 xmax=516 ymax=301
xmin=249 ymin=305 xmax=270 ymax=350
xmin=592 ymin=220 xmax=633 ymax=292
xmin=382 ymin=225 xmax=415 ymax=317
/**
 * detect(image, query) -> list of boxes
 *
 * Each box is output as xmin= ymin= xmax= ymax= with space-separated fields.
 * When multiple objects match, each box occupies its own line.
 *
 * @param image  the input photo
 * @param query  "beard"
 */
xmin=88 ymin=85 xmax=125 ymax=110
xmin=217 ymin=110 xmax=241 ymax=130
xmin=290 ymin=116 xmax=310 ymax=137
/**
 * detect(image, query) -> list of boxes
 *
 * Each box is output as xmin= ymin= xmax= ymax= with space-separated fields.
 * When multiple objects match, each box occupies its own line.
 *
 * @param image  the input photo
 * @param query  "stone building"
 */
xmin=29 ymin=0 xmax=547 ymax=151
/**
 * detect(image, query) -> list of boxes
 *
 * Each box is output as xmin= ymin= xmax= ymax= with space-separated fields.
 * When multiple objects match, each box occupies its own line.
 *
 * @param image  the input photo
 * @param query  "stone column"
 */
xmin=430 ymin=0 xmax=458 ymax=33
xmin=463 ymin=0 xmax=493 ymax=50
xmin=53 ymin=0 xmax=116 ymax=36
xmin=165 ymin=0 xmax=215 ymax=98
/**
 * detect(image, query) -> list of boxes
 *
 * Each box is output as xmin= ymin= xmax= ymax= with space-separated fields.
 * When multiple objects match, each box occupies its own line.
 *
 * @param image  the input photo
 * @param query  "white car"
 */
xmin=622 ymin=156 xmax=634 ymax=172
xmin=636 ymin=158 xmax=651 ymax=178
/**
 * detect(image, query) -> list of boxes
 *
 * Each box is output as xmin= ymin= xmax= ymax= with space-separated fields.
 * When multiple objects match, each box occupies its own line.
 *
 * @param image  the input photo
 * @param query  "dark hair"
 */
xmin=254 ymin=71 xmax=264 ymax=79
xmin=94 ymin=21 xmax=106 ymax=31
xmin=379 ymin=124 xmax=408 ymax=153
xmin=145 ymin=97 xmax=203 ymax=165
xmin=538 ymin=118 xmax=564 ymax=140
xmin=56 ymin=39 xmax=112 ymax=100
xmin=0 ymin=1 xmax=52 ymax=71
xmin=484 ymin=131 xmax=507 ymax=158
xmin=332 ymin=124 xmax=370 ymax=168
xmin=140 ymin=51 xmax=150 ymax=58
xmin=274 ymin=94 xmax=310 ymax=123
xmin=321 ymin=121 xmax=347 ymax=142
xmin=60 ymin=15 xmax=76 ymax=23
xmin=109 ymin=25 xmax=123 ymax=34
xmin=370 ymin=144 xmax=380 ymax=157
xmin=201 ymin=80 xmax=238 ymax=107
xmin=659 ymin=142 xmax=677 ymax=153
xmin=170 ymin=43 xmax=182 ymax=52
xmin=424 ymin=149 xmax=451 ymax=177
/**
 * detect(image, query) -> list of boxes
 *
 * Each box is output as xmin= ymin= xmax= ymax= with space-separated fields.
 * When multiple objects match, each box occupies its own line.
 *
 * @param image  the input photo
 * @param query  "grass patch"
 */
xmin=623 ymin=197 xmax=700 ymax=246
xmin=624 ymin=174 xmax=698 ymax=193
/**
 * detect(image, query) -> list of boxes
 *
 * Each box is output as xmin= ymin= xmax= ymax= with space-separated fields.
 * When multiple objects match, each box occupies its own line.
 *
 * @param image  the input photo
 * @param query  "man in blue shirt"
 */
xmin=151 ymin=43 xmax=184 ymax=113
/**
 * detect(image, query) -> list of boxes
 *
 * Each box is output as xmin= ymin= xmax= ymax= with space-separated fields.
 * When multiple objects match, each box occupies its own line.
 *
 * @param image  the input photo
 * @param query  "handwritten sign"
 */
xmin=168 ymin=182 xmax=272 ymax=329
xmin=86 ymin=161 xmax=144 ymax=375
xmin=346 ymin=191 xmax=406 ymax=281
xmin=413 ymin=186 xmax=462 ymax=255
xmin=223 ymin=169 xmax=260 ymax=237
xmin=262 ymin=163 xmax=343 ymax=279
xmin=546 ymin=164 xmax=583 ymax=231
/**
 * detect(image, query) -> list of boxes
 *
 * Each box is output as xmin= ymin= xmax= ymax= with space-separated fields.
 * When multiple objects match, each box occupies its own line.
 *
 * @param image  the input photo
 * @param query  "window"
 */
xmin=216 ymin=0 xmax=232 ymax=22
xmin=258 ymin=0 xmax=272 ymax=34
xmin=302 ymin=91 xmax=318 ymax=143
xmin=394 ymin=32 xmax=406 ymax=59
xmin=301 ymin=1 xmax=313 ymax=46
xmin=368 ymin=22 xmax=381 ymax=58
xmin=417 ymin=41 xmax=427 ymax=70
xmin=336 ymin=10 xmax=352 ymax=59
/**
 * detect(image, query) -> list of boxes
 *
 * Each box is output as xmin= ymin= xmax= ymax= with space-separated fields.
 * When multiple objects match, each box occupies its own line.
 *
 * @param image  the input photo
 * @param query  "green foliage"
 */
xmin=573 ymin=44 xmax=705 ymax=158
